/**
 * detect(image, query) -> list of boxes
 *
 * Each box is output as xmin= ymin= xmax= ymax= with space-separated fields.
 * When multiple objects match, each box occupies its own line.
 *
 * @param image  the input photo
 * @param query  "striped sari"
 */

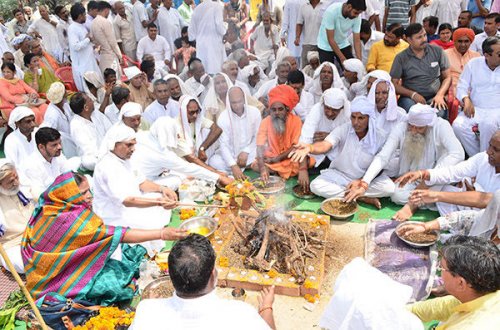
xmin=21 ymin=172 xmax=143 ymax=304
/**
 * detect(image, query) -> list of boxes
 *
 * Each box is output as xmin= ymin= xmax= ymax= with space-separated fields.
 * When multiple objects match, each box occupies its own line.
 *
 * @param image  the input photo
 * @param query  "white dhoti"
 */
xmin=0 ymin=245 xmax=24 ymax=274
xmin=452 ymin=108 xmax=500 ymax=156
xmin=208 ymin=149 xmax=257 ymax=174
xmin=391 ymin=183 xmax=443 ymax=210
xmin=310 ymin=169 xmax=395 ymax=199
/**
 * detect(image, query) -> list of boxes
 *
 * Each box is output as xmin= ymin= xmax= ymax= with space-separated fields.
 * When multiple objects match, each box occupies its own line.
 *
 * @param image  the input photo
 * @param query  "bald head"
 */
xmin=487 ymin=131 xmax=500 ymax=167
xmin=228 ymin=87 xmax=245 ymax=116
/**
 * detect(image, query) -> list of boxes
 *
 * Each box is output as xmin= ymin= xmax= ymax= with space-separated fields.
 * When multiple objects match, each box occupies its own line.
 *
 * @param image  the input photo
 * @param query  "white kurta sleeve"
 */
xmin=456 ymin=60 xmax=472 ymax=103
xmin=162 ymin=38 xmax=172 ymax=60
xmin=68 ymin=27 xmax=91 ymax=52
xmin=280 ymin=4 xmax=290 ymax=38
xmin=434 ymin=120 xmax=465 ymax=168
xmin=300 ymin=106 xmax=321 ymax=144
xmin=242 ymin=111 xmax=261 ymax=154
xmin=136 ymin=38 xmax=145 ymax=61
xmin=427 ymin=153 xmax=481 ymax=186
xmin=71 ymin=124 xmax=98 ymax=171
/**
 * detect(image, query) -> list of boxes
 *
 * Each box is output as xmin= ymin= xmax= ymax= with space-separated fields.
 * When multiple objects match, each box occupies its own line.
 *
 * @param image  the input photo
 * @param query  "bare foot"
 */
xmin=358 ymin=197 xmax=382 ymax=210
xmin=392 ymin=203 xmax=416 ymax=221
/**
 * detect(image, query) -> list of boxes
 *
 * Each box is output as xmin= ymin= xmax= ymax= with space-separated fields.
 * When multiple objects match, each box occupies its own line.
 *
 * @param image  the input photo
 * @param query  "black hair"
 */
xmin=483 ymin=36 xmax=500 ymax=55
xmin=485 ymin=12 xmax=500 ymax=23
xmin=69 ymin=92 xmax=87 ymax=115
xmin=438 ymin=23 xmax=453 ymax=34
xmin=12 ymin=8 xmax=23 ymax=16
xmin=168 ymin=234 xmax=216 ymax=295
xmin=103 ymin=68 xmax=116 ymax=79
xmin=460 ymin=10 xmax=472 ymax=19
xmin=140 ymin=59 xmax=155 ymax=73
xmin=23 ymin=52 xmax=37 ymax=67
xmin=71 ymin=3 xmax=86 ymax=21
xmin=88 ymin=1 xmax=99 ymax=11
xmin=111 ymin=86 xmax=130 ymax=105
xmin=181 ymin=26 xmax=188 ymax=34
xmin=54 ymin=5 xmax=65 ymax=16
xmin=387 ymin=23 xmax=404 ymax=38
xmin=97 ymin=1 xmax=112 ymax=11
xmin=147 ymin=22 xmax=157 ymax=30
xmin=346 ymin=0 xmax=367 ymax=11
xmin=360 ymin=19 xmax=371 ymax=35
xmin=1 ymin=62 xmax=16 ymax=73
xmin=441 ymin=236 xmax=500 ymax=294
xmin=422 ymin=16 xmax=439 ymax=30
xmin=153 ymin=78 xmax=169 ymax=88
xmin=287 ymin=70 xmax=305 ymax=85
xmin=405 ymin=23 xmax=424 ymax=39
xmin=35 ymin=127 xmax=61 ymax=146
xmin=73 ymin=172 xmax=86 ymax=186
xmin=188 ymin=57 xmax=202 ymax=70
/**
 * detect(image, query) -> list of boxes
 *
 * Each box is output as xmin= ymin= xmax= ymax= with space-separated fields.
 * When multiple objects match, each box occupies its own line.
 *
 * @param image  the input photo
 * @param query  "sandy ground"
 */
xmin=215 ymin=221 xmax=367 ymax=330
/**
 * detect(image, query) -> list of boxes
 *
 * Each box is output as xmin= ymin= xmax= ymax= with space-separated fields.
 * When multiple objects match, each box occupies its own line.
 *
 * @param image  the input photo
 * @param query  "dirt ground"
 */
xmin=214 ymin=221 xmax=367 ymax=330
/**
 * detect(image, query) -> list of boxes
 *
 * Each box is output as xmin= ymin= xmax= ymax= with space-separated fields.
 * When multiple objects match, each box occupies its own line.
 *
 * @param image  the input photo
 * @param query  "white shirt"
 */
xmin=70 ymin=111 xmax=112 ymax=170
xmin=456 ymin=57 xmax=500 ymax=110
xmin=4 ymin=129 xmax=36 ymax=169
xmin=280 ymin=0 xmax=306 ymax=57
xmin=185 ymin=77 xmax=212 ymax=104
xmin=349 ymin=30 xmax=384 ymax=66
xmin=325 ymin=122 xmax=387 ymax=180
xmin=293 ymin=89 xmax=316 ymax=121
xmin=254 ymin=78 xmax=280 ymax=100
xmin=217 ymin=105 xmax=261 ymax=167
xmin=427 ymin=152 xmax=500 ymax=193
xmin=130 ymin=291 xmax=271 ymax=330
xmin=136 ymin=35 xmax=172 ymax=65
xmin=84 ymin=14 xmax=94 ymax=31
xmin=28 ymin=16 xmax=63 ymax=61
xmin=56 ymin=18 xmax=71 ymax=62
xmin=104 ymin=103 xmax=121 ymax=124
xmin=143 ymin=99 xmax=180 ymax=125
xmin=362 ymin=120 xmax=465 ymax=184
xmin=68 ymin=22 xmax=101 ymax=91
xmin=373 ymin=106 xmax=407 ymax=135
xmin=251 ymin=25 xmax=280 ymax=58
xmin=42 ymin=102 xmax=74 ymax=135
xmin=470 ymin=31 xmax=500 ymax=55
xmin=297 ymin=0 xmax=329 ymax=46
xmin=132 ymin=1 xmax=148 ymax=41
xmin=22 ymin=149 xmax=72 ymax=198
xmin=157 ymin=6 xmax=186 ymax=51
xmin=434 ymin=0 xmax=467 ymax=29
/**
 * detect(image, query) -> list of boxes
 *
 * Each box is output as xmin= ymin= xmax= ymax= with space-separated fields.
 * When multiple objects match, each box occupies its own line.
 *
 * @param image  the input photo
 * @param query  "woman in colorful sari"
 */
xmin=21 ymin=172 xmax=187 ymax=304
xmin=23 ymin=53 xmax=60 ymax=95
xmin=0 ymin=62 xmax=47 ymax=125
xmin=430 ymin=23 xmax=454 ymax=50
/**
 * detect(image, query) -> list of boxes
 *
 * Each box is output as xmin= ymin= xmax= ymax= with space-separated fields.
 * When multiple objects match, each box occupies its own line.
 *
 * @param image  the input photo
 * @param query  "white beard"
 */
xmin=402 ymin=131 xmax=427 ymax=170
xmin=0 ymin=186 xmax=20 ymax=196
xmin=272 ymin=116 xmax=286 ymax=135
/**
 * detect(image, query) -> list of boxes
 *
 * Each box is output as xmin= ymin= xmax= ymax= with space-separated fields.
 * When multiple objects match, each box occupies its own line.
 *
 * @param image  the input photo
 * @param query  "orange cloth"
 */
xmin=0 ymin=78 xmax=47 ymax=124
xmin=452 ymin=28 xmax=475 ymax=43
xmin=268 ymin=84 xmax=299 ymax=110
xmin=256 ymin=113 xmax=313 ymax=178
xmin=41 ymin=51 xmax=60 ymax=75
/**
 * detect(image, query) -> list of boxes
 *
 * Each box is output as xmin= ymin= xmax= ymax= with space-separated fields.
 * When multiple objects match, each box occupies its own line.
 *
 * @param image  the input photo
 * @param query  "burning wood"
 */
xmin=231 ymin=208 xmax=325 ymax=284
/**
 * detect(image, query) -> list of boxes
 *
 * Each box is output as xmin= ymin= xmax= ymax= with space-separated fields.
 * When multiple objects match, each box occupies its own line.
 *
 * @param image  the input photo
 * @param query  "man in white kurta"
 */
xmin=4 ymin=107 xmax=37 ymax=170
xmin=358 ymin=104 xmax=465 ymax=220
xmin=189 ymin=0 xmax=227 ymax=74
xmin=250 ymin=16 xmax=280 ymax=71
xmin=157 ymin=0 xmax=187 ymax=52
xmin=70 ymin=93 xmax=112 ymax=171
xmin=452 ymin=46 xmax=500 ymax=157
xmin=299 ymin=88 xmax=351 ymax=167
xmin=68 ymin=4 xmax=102 ymax=91
xmin=143 ymin=79 xmax=180 ymax=124
xmin=55 ymin=6 xmax=71 ymax=63
xmin=366 ymin=78 xmax=407 ymax=134
xmin=184 ymin=59 xmax=213 ymax=104
xmin=27 ymin=6 xmax=63 ymax=62
xmin=209 ymin=87 xmax=262 ymax=180
xmin=280 ymin=0 xmax=305 ymax=61
xmin=93 ymin=125 xmax=177 ymax=253
xmin=136 ymin=24 xmax=171 ymax=72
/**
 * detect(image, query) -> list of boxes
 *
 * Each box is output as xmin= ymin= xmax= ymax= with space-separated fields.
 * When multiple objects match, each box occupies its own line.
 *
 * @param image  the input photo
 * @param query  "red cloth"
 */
xmin=268 ymin=84 xmax=299 ymax=110
xmin=430 ymin=39 xmax=454 ymax=50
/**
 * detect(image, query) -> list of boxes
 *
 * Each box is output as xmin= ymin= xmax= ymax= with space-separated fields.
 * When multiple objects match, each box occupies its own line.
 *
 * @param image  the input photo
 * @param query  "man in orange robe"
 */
xmin=253 ymin=84 xmax=314 ymax=181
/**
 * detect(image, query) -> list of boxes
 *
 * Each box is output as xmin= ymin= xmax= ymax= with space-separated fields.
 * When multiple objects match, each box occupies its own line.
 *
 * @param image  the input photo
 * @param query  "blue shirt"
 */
xmin=468 ymin=0 xmax=492 ymax=29
xmin=317 ymin=2 xmax=361 ymax=51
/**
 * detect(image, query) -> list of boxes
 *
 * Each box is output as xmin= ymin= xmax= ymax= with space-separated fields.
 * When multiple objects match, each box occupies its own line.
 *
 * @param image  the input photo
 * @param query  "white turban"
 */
xmin=366 ymin=70 xmax=392 ymax=81
xmin=240 ymin=63 xmax=260 ymax=80
xmin=407 ymin=104 xmax=438 ymax=127
xmin=323 ymin=88 xmax=349 ymax=109
xmin=343 ymin=59 xmax=366 ymax=82
xmin=307 ymin=51 xmax=319 ymax=63
xmin=105 ymin=124 xmax=136 ymax=151
xmin=46 ymin=82 xmax=66 ymax=104
xmin=8 ymin=106 xmax=34 ymax=130
xmin=11 ymin=34 xmax=32 ymax=47
xmin=351 ymin=96 xmax=379 ymax=155
xmin=150 ymin=116 xmax=180 ymax=149
xmin=118 ymin=102 xmax=142 ymax=121
xmin=123 ymin=66 xmax=142 ymax=80
xmin=367 ymin=79 xmax=399 ymax=121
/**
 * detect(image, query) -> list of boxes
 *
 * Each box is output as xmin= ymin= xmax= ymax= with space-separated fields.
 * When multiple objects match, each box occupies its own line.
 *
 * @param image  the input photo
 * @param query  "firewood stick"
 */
xmin=0 ymin=243 xmax=48 ymax=330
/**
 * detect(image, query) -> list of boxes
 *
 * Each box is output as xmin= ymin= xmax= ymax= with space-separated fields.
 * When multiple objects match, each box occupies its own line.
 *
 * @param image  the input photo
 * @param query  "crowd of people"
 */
xmin=0 ymin=0 xmax=499 ymax=328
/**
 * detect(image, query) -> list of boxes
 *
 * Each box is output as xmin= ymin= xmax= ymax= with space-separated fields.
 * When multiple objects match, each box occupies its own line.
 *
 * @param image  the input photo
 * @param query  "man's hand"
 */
xmin=160 ymin=227 xmax=188 ymax=240
xmin=231 ymin=165 xmax=247 ymax=181
xmin=280 ymin=37 xmax=286 ymax=46
xmin=395 ymin=171 xmax=425 ymax=188
xmin=343 ymin=180 xmax=366 ymax=202
xmin=412 ymin=92 xmax=427 ymax=104
xmin=298 ymin=170 xmax=310 ymax=193
xmin=198 ymin=148 xmax=208 ymax=162
xmin=339 ymin=55 xmax=347 ymax=64
xmin=294 ymin=37 xmax=300 ymax=46
xmin=409 ymin=189 xmax=439 ymax=206
xmin=156 ymin=197 xmax=178 ymax=209
xmin=104 ymin=81 xmax=114 ymax=95
xmin=313 ymin=131 xmax=329 ymax=143
xmin=397 ymin=223 xmax=427 ymax=237
xmin=236 ymin=152 xmax=249 ymax=168
xmin=463 ymin=97 xmax=475 ymax=118
xmin=258 ymin=285 xmax=275 ymax=310
xmin=431 ymin=94 xmax=447 ymax=111
xmin=263 ymin=156 xmax=279 ymax=164
xmin=464 ymin=178 xmax=476 ymax=192
xmin=201 ymin=75 xmax=210 ymax=86
xmin=288 ymin=143 xmax=311 ymax=163
xmin=118 ymin=56 xmax=124 ymax=66
xmin=260 ymin=167 xmax=270 ymax=184
xmin=160 ymin=187 xmax=178 ymax=201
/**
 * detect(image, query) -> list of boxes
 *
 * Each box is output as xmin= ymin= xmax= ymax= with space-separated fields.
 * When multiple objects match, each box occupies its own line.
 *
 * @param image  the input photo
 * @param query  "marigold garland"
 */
xmin=73 ymin=306 xmax=135 ymax=329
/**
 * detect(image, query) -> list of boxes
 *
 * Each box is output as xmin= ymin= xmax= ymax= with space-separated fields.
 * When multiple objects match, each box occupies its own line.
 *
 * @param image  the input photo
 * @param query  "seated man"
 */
xmin=209 ymin=86 xmax=262 ymax=180
xmin=143 ymin=79 xmax=180 ymax=125
xmin=347 ymin=104 xmax=464 ymax=220
xmin=23 ymin=127 xmax=79 ymax=199
xmin=0 ymin=162 xmax=34 ymax=273
xmin=165 ymin=74 xmax=194 ymax=102
xmin=93 ymin=125 xmax=178 ymax=253
xmin=253 ymin=85 xmax=312 ymax=181
xmin=185 ymin=58 xmax=212 ymax=104
xmin=299 ymin=88 xmax=351 ymax=170
xmin=366 ymin=23 xmax=407 ymax=73
xmin=43 ymin=82 xmax=78 ymax=157
xmin=28 ymin=38 xmax=61 ymax=75
xmin=287 ymin=70 xmax=315 ymax=121
xmin=131 ymin=234 xmax=276 ymax=329
xmin=366 ymin=78 xmax=407 ymax=134
xmin=104 ymin=86 xmax=130 ymax=124
xmin=390 ymin=23 xmax=450 ymax=113
xmin=70 ymin=92 xmax=112 ymax=171
xmin=250 ymin=12 xmax=279 ymax=73
xmin=124 ymin=66 xmax=155 ymax=111
xmin=291 ymin=97 xmax=393 ymax=207
xmin=254 ymin=61 xmax=291 ymax=108
xmin=394 ymin=131 xmax=500 ymax=216
xmin=241 ymin=63 xmax=264 ymax=96
xmin=136 ymin=23 xmax=172 ymax=74
xmin=452 ymin=37 xmax=500 ymax=157
xmin=4 ymin=107 xmax=37 ymax=169
xmin=410 ymin=236 xmax=500 ymax=328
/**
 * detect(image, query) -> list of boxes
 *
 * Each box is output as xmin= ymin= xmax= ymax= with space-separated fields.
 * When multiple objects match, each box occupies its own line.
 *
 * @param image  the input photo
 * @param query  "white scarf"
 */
xmin=367 ymin=79 xmax=399 ymax=122
xmin=309 ymin=62 xmax=346 ymax=99
xmin=179 ymin=95 xmax=204 ymax=151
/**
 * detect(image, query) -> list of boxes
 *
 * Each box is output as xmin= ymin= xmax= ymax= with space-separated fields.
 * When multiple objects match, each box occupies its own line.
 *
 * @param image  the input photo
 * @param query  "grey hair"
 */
xmin=441 ymin=235 xmax=500 ymax=294
xmin=222 ymin=60 xmax=238 ymax=72
xmin=0 ymin=163 xmax=16 ymax=182
xmin=482 ymin=36 xmax=500 ymax=55
xmin=231 ymin=49 xmax=247 ymax=63
xmin=276 ymin=61 xmax=292 ymax=71
xmin=153 ymin=79 xmax=169 ymax=88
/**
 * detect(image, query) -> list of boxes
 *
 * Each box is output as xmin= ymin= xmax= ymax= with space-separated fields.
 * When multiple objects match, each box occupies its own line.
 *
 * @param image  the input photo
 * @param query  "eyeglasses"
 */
xmin=437 ymin=264 xmax=451 ymax=273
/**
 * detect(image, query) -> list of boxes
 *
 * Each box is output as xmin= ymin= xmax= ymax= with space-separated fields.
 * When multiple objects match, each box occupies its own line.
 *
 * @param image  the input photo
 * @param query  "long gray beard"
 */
xmin=272 ymin=116 xmax=286 ymax=135
xmin=0 ymin=186 xmax=20 ymax=196
xmin=403 ymin=131 xmax=427 ymax=170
